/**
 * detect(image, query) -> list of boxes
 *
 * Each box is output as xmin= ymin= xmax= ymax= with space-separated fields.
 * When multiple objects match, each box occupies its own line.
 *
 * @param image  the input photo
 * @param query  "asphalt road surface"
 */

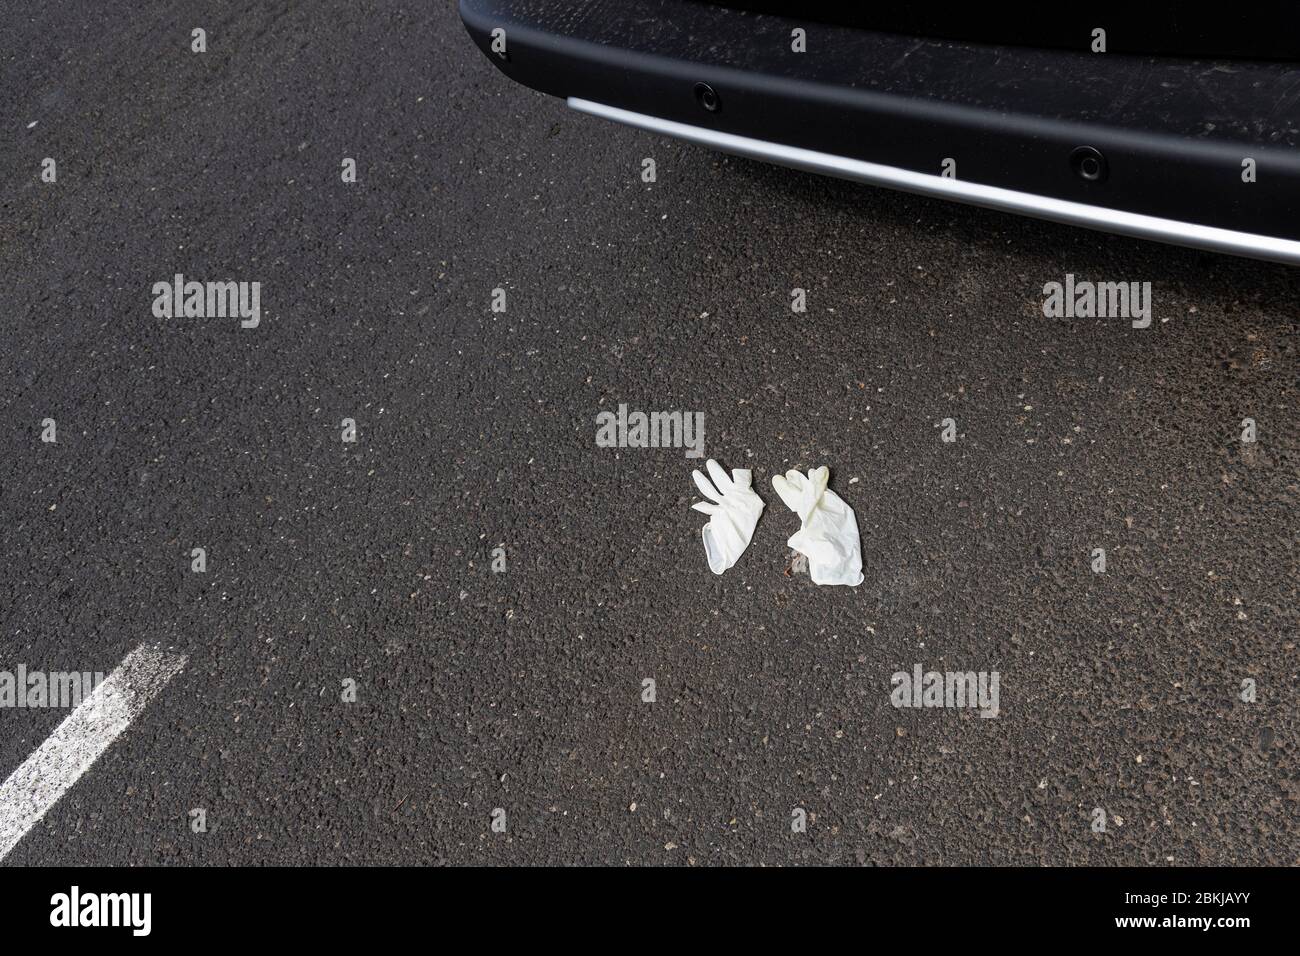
xmin=1 ymin=1 xmax=1296 ymax=866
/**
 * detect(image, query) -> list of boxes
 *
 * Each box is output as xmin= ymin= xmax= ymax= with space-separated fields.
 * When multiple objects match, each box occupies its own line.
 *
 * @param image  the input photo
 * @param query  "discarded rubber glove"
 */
xmin=771 ymin=465 xmax=863 ymax=586
xmin=690 ymin=459 xmax=765 ymax=574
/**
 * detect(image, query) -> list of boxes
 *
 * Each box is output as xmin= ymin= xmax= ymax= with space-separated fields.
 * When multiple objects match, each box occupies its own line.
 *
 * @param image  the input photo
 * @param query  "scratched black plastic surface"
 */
xmin=460 ymin=0 xmax=1300 ymax=241
xmin=702 ymin=3 xmax=1300 ymax=61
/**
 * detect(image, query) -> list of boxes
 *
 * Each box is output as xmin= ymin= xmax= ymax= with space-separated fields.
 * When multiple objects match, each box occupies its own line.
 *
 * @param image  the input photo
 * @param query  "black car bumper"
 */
xmin=460 ymin=0 xmax=1300 ymax=264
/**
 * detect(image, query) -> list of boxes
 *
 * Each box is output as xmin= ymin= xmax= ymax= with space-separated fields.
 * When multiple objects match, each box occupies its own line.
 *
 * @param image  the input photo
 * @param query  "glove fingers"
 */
xmin=692 ymin=462 xmax=764 ymax=575
xmin=705 ymin=459 xmax=734 ymax=494
xmin=771 ymin=474 xmax=802 ymax=513
xmin=808 ymin=465 xmax=829 ymax=498
xmin=692 ymin=469 xmax=722 ymax=502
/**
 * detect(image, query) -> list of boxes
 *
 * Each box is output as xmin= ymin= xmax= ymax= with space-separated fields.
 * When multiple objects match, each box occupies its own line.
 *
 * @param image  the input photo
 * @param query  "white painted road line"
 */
xmin=0 ymin=644 xmax=186 ymax=862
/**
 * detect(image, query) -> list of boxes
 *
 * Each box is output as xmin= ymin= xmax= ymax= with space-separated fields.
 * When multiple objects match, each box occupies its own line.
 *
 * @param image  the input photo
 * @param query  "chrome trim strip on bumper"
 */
xmin=568 ymin=97 xmax=1300 ymax=266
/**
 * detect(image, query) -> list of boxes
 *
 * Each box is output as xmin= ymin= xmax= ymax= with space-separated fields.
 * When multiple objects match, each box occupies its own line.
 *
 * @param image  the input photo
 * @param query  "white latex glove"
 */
xmin=690 ymin=459 xmax=765 ymax=575
xmin=771 ymin=465 xmax=863 ymax=586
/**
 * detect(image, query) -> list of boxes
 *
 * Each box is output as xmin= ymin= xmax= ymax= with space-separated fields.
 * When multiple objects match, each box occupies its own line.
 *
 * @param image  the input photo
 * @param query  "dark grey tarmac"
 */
xmin=0 ymin=1 xmax=1295 ymax=865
